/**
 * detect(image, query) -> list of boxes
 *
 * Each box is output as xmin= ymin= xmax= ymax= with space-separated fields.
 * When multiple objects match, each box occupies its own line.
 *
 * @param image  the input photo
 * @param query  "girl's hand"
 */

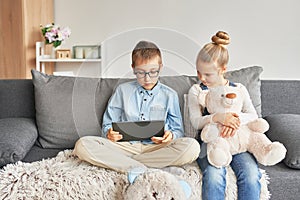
xmin=213 ymin=112 xmax=240 ymax=129
xmin=152 ymin=130 xmax=173 ymax=144
xmin=220 ymin=126 xmax=237 ymax=138
xmin=107 ymin=128 xmax=123 ymax=142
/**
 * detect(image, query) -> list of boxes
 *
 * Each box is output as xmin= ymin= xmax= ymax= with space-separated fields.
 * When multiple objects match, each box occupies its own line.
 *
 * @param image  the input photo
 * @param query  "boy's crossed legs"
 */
xmin=73 ymin=135 xmax=199 ymax=173
xmin=73 ymin=136 xmax=200 ymax=198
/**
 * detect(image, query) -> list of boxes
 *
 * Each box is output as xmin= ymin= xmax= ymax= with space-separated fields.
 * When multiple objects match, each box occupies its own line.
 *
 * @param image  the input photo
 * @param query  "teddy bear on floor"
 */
xmin=124 ymin=169 xmax=188 ymax=200
xmin=201 ymin=85 xmax=286 ymax=168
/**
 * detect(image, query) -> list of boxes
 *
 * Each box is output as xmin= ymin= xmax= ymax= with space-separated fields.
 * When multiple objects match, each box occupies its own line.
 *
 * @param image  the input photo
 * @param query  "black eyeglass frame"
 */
xmin=134 ymin=70 xmax=160 ymax=78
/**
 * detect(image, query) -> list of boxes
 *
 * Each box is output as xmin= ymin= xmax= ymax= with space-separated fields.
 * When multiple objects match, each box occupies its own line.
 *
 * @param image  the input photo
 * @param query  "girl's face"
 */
xmin=132 ymin=56 xmax=162 ymax=90
xmin=197 ymin=60 xmax=226 ymax=88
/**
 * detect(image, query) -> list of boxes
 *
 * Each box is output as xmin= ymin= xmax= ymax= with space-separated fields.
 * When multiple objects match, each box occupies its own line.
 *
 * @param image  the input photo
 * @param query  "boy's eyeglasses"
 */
xmin=134 ymin=70 xmax=160 ymax=78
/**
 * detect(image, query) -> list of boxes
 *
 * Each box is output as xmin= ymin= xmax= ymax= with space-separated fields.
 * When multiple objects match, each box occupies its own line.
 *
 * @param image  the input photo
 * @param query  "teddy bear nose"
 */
xmin=226 ymin=93 xmax=236 ymax=99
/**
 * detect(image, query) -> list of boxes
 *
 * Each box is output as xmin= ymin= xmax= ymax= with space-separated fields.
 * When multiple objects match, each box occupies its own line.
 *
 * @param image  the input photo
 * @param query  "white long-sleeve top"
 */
xmin=187 ymin=81 xmax=258 ymax=130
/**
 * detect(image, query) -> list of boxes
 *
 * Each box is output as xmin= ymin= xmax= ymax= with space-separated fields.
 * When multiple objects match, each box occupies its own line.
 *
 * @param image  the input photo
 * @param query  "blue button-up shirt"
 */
xmin=102 ymin=80 xmax=184 ymax=141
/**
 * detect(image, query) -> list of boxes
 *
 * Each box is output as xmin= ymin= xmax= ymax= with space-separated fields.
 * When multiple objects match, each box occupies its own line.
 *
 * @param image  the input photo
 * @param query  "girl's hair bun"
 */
xmin=211 ymin=31 xmax=230 ymax=46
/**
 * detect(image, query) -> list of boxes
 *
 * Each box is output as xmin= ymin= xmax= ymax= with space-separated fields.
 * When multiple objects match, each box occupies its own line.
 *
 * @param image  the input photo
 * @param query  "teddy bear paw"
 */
xmin=207 ymin=148 xmax=232 ymax=168
xmin=262 ymin=142 xmax=287 ymax=166
xmin=247 ymin=118 xmax=270 ymax=133
xmin=201 ymin=124 xmax=219 ymax=143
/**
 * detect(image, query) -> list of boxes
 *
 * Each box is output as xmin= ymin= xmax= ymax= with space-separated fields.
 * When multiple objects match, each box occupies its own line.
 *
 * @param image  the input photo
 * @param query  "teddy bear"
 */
xmin=200 ymin=85 xmax=287 ymax=168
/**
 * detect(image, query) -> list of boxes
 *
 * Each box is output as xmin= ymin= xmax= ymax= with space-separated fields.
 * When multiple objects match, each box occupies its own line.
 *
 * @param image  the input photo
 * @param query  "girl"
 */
xmin=188 ymin=31 xmax=261 ymax=200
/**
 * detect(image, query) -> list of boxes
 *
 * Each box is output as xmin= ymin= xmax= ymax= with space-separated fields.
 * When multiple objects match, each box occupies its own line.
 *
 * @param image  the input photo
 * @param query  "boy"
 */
xmin=73 ymin=41 xmax=200 ymax=190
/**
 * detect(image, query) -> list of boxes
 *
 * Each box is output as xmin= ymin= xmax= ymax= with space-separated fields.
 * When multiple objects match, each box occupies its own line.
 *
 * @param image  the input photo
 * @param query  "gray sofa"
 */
xmin=0 ymin=67 xmax=299 ymax=199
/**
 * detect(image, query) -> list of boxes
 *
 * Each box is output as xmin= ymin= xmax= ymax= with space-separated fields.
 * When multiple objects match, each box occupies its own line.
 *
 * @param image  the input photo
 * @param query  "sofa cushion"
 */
xmin=225 ymin=66 xmax=263 ymax=117
xmin=0 ymin=79 xmax=35 ymax=119
xmin=31 ymin=70 xmax=102 ymax=148
xmin=0 ymin=118 xmax=38 ymax=167
xmin=183 ymin=94 xmax=198 ymax=138
xmin=261 ymin=80 xmax=300 ymax=117
xmin=264 ymin=114 xmax=300 ymax=169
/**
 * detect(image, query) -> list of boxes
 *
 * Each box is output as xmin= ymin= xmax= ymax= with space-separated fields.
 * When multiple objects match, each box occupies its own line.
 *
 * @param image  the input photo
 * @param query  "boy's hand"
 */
xmin=151 ymin=130 xmax=173 ymax=144
xmin=107 ymin=128 xmax=123 ymax=142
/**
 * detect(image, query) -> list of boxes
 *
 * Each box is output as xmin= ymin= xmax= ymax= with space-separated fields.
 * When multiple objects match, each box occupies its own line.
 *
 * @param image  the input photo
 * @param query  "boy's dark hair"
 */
xmin=131 ymin=41 xmax=162 ymax=67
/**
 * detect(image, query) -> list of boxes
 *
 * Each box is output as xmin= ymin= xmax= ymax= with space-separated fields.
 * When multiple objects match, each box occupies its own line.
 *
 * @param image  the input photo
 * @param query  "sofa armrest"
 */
xmin=0 ymin=79 xmax=35 ymax=119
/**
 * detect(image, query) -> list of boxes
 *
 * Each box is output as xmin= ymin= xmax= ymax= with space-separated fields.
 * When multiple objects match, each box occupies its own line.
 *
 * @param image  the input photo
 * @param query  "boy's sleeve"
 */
xmin=102 ymin=87 xmax=123 ymax=137
xmin=165 ymin=92 xmax=184 ymax=139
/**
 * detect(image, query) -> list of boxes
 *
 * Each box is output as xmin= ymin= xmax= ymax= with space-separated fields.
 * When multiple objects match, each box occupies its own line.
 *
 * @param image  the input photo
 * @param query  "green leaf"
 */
xmin=53 ymin=41 xmax=61 ymax=48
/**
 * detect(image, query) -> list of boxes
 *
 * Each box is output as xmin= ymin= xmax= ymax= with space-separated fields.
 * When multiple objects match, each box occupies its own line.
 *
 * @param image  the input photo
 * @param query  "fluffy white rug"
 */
xmin=0 ymin=150 xmax=270 ymax=200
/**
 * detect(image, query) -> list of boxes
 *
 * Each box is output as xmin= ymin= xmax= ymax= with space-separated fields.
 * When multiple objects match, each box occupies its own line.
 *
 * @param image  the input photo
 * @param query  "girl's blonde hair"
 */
xmin=196 ymin=31 xmax=230 ymax=68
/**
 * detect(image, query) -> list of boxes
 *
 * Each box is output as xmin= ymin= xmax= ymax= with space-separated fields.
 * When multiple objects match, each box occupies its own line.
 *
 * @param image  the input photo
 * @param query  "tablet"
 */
xmin=112 ymin=120 xmax=165 ymax=141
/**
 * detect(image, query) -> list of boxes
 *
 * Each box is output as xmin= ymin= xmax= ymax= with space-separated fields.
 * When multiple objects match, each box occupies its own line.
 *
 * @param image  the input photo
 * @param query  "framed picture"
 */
xmin=73 ymin=45 xmax=101 ymax=59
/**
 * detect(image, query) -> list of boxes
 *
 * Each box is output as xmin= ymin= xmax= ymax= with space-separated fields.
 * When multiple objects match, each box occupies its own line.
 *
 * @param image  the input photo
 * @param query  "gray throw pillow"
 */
xmin=225 ymin=66 xmax=263 ymax=117
xmin=264 ymin=114 xmax=300 ymax=169
xmin=183 ymin=94 xmax=198 ymax=138
xmin=31 ymin=70 xmax=102 ymax=149
xmin=0 ymin=118 xmax=38 ymax=167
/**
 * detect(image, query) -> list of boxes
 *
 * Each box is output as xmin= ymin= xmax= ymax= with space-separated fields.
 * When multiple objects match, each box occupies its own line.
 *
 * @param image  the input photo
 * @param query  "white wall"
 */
xmin=54 ymin=0 xmax=300 ymax=80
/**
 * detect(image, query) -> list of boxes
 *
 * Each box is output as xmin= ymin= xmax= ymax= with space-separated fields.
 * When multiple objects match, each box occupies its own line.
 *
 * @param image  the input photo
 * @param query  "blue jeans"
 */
xmin=197 ymin=146 xmax=262 ymax=200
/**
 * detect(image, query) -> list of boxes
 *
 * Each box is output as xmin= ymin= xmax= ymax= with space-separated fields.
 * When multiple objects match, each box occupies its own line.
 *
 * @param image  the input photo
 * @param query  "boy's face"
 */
xmin=132 ymin=56 xmax=161 ymax=90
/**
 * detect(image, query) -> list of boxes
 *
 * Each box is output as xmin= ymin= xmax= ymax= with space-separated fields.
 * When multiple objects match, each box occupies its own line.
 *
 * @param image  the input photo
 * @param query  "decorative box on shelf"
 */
xmin=36 ymin=42 xmax=102 ymax=74
xmin=56 ymin=49 xmax=71 ymax=59
xmin=73 ymin=45 xmax=101 ymax=59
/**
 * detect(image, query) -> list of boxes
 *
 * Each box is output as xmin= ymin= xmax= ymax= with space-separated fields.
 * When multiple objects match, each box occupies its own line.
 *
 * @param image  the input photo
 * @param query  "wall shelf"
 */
xmin=36 ymin=42 xmax=101 ymax=74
